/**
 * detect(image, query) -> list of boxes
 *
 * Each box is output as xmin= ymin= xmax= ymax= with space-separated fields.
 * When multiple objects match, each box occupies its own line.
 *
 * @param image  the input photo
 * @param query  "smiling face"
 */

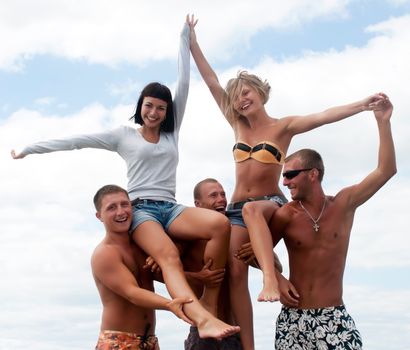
xmin=140 ymin=96 xmax=168 ymax=130
xmin=96 ymin=192 xmax=132 ymax=234
xmin=233 ymin=83 xmax=264 ymax=116
xmin=282 ymin=157 xmax=313 ymax=201
xmin=195 ymin=181 xmax=227 ymax=214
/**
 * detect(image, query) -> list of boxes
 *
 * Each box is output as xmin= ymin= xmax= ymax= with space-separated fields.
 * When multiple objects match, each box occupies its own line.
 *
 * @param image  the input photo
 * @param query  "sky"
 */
xmin=1 ymin=0 xmax=410 ymax=349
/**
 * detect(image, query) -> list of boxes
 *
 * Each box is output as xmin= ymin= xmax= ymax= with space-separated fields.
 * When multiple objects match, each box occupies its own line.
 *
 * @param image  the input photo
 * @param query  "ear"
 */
xmin=194 ymin=199 xmax=200 ymax=207
xmin=310 ymin=168 xmax=320 ymax=181
xmin=95 ymin=211 xmax=103 ymax=222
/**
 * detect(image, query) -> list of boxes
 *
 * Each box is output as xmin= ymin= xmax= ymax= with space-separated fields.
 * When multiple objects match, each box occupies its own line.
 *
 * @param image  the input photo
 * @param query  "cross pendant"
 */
xmin=313 ymin=223 xmax=319 ymax=232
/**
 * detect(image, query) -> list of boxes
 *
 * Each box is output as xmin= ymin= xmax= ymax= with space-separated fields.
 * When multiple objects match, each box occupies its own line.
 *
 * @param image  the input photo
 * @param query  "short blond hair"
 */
xmin=222 ymin=71 xmax=271 ymax=121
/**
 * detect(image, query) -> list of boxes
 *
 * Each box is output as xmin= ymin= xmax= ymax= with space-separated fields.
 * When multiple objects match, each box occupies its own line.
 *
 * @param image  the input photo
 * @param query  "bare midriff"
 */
xmin=231 ymin=159 xmax=284 ymax=202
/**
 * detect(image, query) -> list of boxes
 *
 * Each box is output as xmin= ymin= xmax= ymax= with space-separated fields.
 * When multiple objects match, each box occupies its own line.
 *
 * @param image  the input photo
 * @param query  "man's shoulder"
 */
xmin=278 ymin=200 xmax=299 ymax=216
xmin=91 ymin=240 xmax=124 ymax=266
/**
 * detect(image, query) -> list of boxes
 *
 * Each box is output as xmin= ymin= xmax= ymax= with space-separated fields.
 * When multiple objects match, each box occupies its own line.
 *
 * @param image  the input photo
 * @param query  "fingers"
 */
xmin=370 ymin=95 xmax=393 ymax=111
xmin=283 ymin=284 xmax=300 ymax=307
xmin=235 ymin=242 xmax=253 ymax=260
xmin=186 ymin=14 xmax=198 ymax=27
xmin=203 ymin=258 xmax=213 ymax=269
xmin=173 ymin=297 xmax=194 ymax=325
xmin=240 ymin=242 xmax=252 ymax=250
xmin=204 ymin=269 xmax=225 ymax=286
xmin=288 ymin=283 xmax=300 ymax=299
xmin=11 ymin=150 xmax=23 ymax=159
xmin=280 ymin=290 xmax=299 ymax=307
xmin=143 ymin=256 xmax=161 ymax=274
xmin=235 ymin=245 xmax=255 ymax=265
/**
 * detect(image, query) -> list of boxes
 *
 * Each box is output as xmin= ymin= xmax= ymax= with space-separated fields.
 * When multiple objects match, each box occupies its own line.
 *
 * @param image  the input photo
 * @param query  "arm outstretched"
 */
xmin=285 ymin=93 xmax=388 ymax=136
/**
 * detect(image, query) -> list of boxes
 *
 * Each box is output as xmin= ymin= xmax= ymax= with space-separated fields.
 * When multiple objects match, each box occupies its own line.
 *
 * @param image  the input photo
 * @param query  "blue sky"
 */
xmin=1 ymin=1 xmax=410 ymax=349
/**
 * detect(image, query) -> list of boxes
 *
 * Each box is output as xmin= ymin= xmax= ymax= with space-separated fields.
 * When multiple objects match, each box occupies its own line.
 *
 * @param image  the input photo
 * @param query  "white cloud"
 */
xmin=1 ymin=5 xmax=410 ymax=350
xmin=0 ymin=0 xmax=352 ymax=70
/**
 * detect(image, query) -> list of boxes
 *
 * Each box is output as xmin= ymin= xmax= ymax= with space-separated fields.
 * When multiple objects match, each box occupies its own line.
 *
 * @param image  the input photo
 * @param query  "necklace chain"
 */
xmin=298 ymin=197 xmax=327 ymax=232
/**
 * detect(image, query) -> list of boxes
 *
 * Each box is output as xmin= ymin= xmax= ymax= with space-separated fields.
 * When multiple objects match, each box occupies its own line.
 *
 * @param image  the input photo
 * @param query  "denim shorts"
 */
xmin=130 ymin=199 xmax=186 ymax=232
xmin=226 ymin=194 xmax=288 ymax=228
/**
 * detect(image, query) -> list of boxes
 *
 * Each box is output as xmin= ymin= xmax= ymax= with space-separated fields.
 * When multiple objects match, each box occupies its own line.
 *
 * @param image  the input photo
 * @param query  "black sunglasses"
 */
xmin=282 ymin=168 xmax=313 ymax=180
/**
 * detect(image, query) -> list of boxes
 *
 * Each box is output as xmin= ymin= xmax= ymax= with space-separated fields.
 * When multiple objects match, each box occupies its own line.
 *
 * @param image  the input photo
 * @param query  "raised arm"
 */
xmin=92 ymin=246 xmax=193 ymax=324
xmin=187 ymin=16 xmax=228 ymax=120
xmin=173 ymin=16 xmax=191 ymax=130
xmin=284 ymin=93 xmax=387 ymax=136
xmin=343 ymin=93 xmax=396 ymax=208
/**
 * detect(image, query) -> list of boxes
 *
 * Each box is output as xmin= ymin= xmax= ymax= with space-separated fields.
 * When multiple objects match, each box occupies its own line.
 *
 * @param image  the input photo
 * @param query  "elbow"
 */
xmin=390 ymin=165 xmax=397 ymax=179
xmin=381 ymin=164 xmax=397 ymax=182
xmin=388 ymin=159 xmax=398 ymax=179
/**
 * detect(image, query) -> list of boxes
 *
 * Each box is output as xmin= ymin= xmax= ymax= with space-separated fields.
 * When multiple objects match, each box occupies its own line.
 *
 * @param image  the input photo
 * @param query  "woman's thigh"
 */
xmin=168 ymin=207 xmax=229 ymax=241
xmin=132 ymin=220 xmax=178 ymax=258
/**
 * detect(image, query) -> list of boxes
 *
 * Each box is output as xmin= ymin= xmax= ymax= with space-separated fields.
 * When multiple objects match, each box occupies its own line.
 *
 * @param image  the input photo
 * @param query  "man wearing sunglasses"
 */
xmin=247 ymin=94 xmax=396 ymax=349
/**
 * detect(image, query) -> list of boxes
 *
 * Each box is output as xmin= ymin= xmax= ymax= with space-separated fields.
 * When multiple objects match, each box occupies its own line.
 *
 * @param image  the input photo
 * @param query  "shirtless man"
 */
xmin=183 ymin=178 xmax=283 ymax=349
xmin=249 ymin=94 xmax=395 ymax=348
xmin=92 ymin=184 xmax=193 ymax=350
xmin=183 ymin=178 xmax=242 ymax=350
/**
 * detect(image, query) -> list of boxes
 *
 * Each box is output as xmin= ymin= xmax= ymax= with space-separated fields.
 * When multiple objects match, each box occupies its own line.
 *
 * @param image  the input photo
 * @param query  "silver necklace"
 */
xmin=298 ymin=197 xmax=327 ymax=232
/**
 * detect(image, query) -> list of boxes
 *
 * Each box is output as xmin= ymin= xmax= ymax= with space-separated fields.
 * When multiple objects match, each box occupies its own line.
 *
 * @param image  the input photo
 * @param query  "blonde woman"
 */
xmin=188 ymin=16 xmax=385 ymax=350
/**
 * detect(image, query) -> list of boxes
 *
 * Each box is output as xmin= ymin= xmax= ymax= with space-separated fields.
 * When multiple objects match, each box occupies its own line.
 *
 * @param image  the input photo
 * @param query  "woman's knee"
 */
xmin=242 ymin=201 xmax=278 ymax=221
xmin=242 ymin=201 xmax=262 ymax=219
xmin=160 ymin=249 xmax=183 ymax=269
xmin=148 ymin=242 xmax=181 ymax=266
xmin=208 ymin=213 xmax=231 ymax=238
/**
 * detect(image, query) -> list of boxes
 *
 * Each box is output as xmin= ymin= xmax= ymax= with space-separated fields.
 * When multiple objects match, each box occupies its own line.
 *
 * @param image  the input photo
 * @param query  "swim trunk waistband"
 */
xmin=95 ymin=330 xmax=159 ymax=350
xmin=227 ymin=193 xmax=288 ymax=210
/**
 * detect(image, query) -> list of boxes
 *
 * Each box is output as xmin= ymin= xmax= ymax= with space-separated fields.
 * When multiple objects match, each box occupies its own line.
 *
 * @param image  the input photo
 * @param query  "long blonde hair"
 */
xmin=222 ymin=70 xmax=271 ymax=121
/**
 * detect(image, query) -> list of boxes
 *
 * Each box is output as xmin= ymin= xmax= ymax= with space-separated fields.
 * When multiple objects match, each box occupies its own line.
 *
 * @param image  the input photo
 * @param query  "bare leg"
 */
xmin=132 ymin=220 xmax=239 ymax=340
xmin=169 ymin=207 xmax=230 ymax=316
xmin=178 ymin=239 xmax=207 ymax=297
xmin=229 ymin=225 xmax=254 ymax=350
xmin=242 ymin=200 xmax=280 ymax=302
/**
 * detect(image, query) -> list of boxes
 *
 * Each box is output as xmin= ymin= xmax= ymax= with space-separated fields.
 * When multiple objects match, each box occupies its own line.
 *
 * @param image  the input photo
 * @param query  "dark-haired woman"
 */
xmin=11 ymin=16 xmax=239 ymax=340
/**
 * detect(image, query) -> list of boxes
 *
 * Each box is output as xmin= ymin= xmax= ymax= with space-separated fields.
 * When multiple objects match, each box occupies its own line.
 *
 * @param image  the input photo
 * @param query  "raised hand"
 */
xmin=362 ymin=92 xmax=389 ymax=111
xmin=373 ymin=93 xmax=393 ymax=121
xmin=11 ymin=149 xmax=25 ymax=159
xmin=186 ymin=14 xmax=198 ymax=45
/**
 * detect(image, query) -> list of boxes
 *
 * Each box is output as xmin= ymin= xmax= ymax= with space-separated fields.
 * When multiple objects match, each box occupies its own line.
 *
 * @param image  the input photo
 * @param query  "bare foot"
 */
xmin=257 ymin=283 xmax=280 ymax=302
xmin=197 ymin=316 xmax=240 ymax=340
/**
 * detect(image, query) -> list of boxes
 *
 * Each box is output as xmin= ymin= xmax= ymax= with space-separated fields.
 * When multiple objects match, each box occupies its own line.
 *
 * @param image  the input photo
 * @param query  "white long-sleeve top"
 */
xmin=20 ymin=23 xmax=190 ymax=202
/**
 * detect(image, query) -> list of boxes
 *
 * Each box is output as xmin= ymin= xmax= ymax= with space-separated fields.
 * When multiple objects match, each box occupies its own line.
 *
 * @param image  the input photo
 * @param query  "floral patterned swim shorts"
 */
xmin=275 ymin=305 xmax=362 ymax=349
